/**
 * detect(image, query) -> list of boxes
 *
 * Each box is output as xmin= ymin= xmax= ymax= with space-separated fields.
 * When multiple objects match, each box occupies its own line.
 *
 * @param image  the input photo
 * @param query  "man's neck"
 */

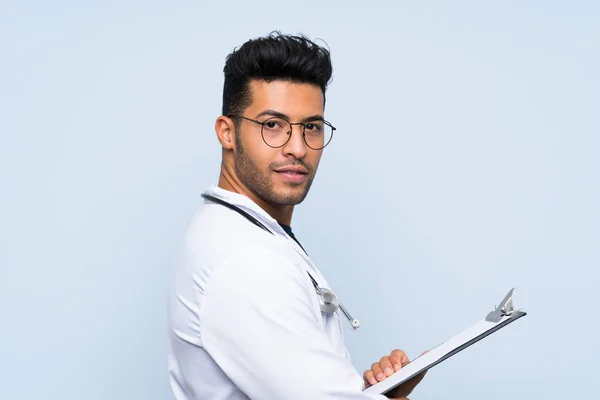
xmin=218 ymin=170 xmax=294 ymax=226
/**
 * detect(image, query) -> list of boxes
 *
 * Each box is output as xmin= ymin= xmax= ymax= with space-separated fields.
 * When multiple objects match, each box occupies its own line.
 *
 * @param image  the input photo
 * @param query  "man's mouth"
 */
xmin=273 ymin=166 xmax=308 ymax=183
xmin=274 ymin=165 xmax=308 ymax=174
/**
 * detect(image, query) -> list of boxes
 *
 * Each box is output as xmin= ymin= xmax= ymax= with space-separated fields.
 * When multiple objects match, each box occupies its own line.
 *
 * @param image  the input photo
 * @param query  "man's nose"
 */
xmin=282 ymin=125 xmax=307 ymax=158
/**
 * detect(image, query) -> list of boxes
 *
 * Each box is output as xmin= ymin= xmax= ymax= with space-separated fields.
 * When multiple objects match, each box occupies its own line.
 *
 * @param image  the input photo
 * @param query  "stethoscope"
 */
xmin=202 ymin=193 xmax=360 ymax=330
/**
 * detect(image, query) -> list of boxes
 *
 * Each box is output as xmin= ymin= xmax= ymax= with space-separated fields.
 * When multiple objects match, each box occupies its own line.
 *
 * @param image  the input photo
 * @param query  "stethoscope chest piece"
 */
xmin=318 ymin=287 xmax=339 ymax=314
xmin=315 ymin=286 xmax=361 ymax=330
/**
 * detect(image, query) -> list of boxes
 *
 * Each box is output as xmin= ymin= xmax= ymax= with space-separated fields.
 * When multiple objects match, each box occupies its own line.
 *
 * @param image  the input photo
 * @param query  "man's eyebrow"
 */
xmin=301 ymin=114 xmax=325 ymax=123
xmin=255 ymin=110 xmax=289 ymax=120
xmin=255 ymin=110 xmax=324 ymax=123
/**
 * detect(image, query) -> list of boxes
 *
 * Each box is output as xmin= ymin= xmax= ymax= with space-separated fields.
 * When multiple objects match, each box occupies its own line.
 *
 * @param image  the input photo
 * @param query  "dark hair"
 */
xmin=222 ymin=32 xmax=333 ymax=116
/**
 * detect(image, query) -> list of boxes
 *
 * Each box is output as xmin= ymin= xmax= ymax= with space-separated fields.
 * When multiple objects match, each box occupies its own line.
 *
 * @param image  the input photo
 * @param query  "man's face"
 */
xmin=233 ymin=80 xmax=325 ymax=205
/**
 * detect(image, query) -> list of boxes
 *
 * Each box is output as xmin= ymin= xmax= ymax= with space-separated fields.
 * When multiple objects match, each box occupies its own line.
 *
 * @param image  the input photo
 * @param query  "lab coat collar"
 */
xmin=203 ymin=186 xmax=288 ymax=236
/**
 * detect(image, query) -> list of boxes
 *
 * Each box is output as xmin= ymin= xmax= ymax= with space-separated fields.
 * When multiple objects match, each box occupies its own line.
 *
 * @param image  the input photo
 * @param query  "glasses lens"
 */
xmin=304 ymin=121 xmax=333 ymax=150
xmin=261 ymin=117 xmax=291 ymax=148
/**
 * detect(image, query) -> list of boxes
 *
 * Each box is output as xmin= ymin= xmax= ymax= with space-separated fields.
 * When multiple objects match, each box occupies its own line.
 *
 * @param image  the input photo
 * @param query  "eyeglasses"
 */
xmin=228 ymin=114 xmax=336 ymax=150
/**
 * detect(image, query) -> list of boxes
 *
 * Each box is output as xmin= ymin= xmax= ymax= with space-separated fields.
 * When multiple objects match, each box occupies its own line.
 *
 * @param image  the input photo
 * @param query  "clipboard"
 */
xmin=363 ymin=288 xmax=527 ymax=396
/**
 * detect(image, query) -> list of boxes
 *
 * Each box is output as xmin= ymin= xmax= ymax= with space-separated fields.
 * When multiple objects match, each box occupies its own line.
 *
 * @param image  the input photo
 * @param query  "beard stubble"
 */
xmin=233 ymin=130 xmax=315 ymax=206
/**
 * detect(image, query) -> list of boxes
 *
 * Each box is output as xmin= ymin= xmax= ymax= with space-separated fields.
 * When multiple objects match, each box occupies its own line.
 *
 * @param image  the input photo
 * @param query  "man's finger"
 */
xmin=363 ymin=370 xmax=377 ymax=387
xmin=389 ymin=349 xmax=409 ymax=370
xmin=371 ymin=362 xmax=386 ymax=382
xmin=378 ymin=356 xmax=395 ymax=377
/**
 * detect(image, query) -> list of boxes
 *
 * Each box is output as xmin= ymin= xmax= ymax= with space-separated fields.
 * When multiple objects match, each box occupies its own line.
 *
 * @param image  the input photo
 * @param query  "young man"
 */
xmin=168 ymin=33 xmax=425 ymax=399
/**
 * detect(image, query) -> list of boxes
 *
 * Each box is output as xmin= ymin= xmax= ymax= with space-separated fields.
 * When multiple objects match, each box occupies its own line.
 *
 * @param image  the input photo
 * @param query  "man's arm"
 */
xmin=198 ymin=246 xmax=387 ymax=399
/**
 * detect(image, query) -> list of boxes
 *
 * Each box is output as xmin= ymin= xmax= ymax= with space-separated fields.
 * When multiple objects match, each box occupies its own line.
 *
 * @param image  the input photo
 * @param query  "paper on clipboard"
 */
xmin=363 ymin=289 xmax=527 ymax=396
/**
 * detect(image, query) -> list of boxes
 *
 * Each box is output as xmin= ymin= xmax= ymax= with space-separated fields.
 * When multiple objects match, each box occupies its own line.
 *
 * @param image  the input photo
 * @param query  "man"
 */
xmin=168 ymin=32 xmax=425 ymax=399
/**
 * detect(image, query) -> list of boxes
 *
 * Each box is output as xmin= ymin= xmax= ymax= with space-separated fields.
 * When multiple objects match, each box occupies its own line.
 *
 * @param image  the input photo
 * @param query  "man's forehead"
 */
xmin=247 ymin=79 xmax=324 ymax=115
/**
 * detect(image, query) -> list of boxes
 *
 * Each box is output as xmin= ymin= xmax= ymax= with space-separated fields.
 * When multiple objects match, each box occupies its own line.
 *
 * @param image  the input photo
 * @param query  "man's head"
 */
xmin=215 ymin=32 xmax=334 ymax=209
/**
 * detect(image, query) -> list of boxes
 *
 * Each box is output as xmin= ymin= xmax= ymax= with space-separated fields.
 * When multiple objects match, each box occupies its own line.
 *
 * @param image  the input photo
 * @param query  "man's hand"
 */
xmin=363 ymin=349 xmax=427 ymax=399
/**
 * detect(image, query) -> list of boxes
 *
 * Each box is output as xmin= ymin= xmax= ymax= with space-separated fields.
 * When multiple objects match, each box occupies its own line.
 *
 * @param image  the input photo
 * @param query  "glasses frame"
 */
xmin=228 ymin=114 xmax=336 ymax=150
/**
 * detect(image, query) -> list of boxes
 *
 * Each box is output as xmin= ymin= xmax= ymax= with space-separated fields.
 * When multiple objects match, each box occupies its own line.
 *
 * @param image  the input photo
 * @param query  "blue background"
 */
xmin=1 ymin=1 xmax=598 ymax=399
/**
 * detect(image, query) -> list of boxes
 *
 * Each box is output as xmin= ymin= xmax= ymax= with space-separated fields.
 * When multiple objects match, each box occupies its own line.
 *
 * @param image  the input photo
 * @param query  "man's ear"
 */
xmin=215 ymin=116 xmax=236 ymax=150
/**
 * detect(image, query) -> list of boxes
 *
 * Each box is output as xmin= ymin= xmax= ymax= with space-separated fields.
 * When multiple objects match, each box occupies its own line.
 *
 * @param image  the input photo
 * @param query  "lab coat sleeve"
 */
xmin=200 ymin=246 xmax=387 ymax=400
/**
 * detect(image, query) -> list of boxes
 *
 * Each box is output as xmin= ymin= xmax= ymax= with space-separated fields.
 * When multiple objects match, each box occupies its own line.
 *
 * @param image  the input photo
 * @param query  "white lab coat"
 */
xmin=168 ymin=187 xmax=387 ymax=399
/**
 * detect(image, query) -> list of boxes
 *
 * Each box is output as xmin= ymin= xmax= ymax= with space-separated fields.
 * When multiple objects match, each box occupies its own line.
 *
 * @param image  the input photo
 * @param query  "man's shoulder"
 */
xmin=175 ymin=202 xmax=290 ymax=277
xmin=184 ymin=202 xmax=271 ymax=252
xmin=170 ymin=202 xmax=297 ymax=316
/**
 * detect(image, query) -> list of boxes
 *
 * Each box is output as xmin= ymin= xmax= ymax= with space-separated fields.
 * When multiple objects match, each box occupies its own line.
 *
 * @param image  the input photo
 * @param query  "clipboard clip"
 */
xmin=486 ymin=288 xmax=519 ymax=322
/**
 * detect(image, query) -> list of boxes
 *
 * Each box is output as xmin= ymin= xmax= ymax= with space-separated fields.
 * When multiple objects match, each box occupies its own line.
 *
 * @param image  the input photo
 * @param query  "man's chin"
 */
xmin=270 ymin=186 xmax=309 ymax=205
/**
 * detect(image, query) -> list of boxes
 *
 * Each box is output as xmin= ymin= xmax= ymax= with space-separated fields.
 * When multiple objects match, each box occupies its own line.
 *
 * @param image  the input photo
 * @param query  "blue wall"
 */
xmin=1 ymin=1 xmax=598 ymax=398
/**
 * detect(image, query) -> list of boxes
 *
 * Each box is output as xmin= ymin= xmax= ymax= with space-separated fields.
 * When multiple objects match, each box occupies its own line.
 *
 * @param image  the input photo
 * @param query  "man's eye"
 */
xmin=265 ymin=122 xmax=278 ymax=129
xmin=305 ymin=123 xmax=321 ymax=131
